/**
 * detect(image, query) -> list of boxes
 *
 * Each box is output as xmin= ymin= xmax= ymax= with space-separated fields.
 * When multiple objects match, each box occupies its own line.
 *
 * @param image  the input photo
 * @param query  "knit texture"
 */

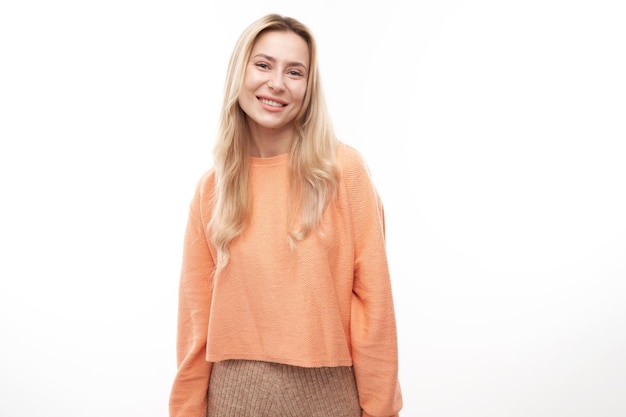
xmin=207 ymin=360 xmax=361 ymax=416
xmin=170 ymin=144 xmax=402 ymax=417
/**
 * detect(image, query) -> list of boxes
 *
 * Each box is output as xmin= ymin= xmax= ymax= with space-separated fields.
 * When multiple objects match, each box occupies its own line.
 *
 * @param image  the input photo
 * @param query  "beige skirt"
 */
xmin=207 ymin=360 xmax=362 ymax=417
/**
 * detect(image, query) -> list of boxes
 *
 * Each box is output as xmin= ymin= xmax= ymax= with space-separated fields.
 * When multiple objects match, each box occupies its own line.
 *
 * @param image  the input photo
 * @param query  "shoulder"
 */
xmin=191 ymin=167 xmax=217 ymax=204
xmin=335 ymin=143 xmax=371 ymax=178
xmin=334 ymin=143 xmax=385 ymax=224
xmin=334 ymin=143 xmax=381 ymax=203
xmin=197 ymin=167 xmax=216 ymax=189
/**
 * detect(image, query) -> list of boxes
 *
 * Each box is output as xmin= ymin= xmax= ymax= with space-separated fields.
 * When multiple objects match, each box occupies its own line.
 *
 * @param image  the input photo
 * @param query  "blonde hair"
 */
xmin=210 ymin=14 xmax=339 ymax=269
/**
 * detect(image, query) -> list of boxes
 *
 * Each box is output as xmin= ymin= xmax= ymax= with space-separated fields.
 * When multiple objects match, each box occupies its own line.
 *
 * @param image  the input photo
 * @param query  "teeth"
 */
xmin=260 ymin=98 xmax=285 ymax=107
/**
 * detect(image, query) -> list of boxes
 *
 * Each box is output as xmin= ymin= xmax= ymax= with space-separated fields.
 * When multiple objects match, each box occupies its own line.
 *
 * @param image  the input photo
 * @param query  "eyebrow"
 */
xmin=252 ymin=54 xmax=308 ymax=70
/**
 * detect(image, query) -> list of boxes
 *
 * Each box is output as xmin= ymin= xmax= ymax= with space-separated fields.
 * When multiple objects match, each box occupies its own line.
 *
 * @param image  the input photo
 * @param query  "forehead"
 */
xmin=250 ymin=30 xmax=310 ymax=67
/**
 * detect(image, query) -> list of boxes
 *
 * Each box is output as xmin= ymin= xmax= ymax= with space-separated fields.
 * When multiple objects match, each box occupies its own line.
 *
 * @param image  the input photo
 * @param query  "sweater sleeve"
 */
xmin=343 ymin=147 xmax=403 ymax=417
xmin=169 ymin=176 xmax=215 ymax=417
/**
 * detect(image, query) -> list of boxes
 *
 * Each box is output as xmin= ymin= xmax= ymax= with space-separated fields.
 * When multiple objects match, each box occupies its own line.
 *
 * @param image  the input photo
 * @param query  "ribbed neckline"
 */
xmin=249 ymin=152 xmax=289 ymax=167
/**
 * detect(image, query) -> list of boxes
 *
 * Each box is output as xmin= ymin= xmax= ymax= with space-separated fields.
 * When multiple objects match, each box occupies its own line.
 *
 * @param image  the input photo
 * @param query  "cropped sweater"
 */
xmin=169 ymin=144 xmax=402 ymax=417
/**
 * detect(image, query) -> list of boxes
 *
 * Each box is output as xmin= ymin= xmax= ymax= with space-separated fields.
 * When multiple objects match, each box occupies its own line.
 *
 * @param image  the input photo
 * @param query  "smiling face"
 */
xmin=238 ymin=30 xmax=310 ymax=142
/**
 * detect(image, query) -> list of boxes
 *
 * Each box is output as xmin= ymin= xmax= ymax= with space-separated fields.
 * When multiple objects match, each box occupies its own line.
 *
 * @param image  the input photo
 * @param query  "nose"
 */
xmin=267 ymin=74 xmax=285 ymax=91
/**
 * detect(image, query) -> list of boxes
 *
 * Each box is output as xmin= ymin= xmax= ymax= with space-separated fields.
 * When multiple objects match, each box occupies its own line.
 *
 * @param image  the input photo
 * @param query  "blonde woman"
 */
xmin=169 ymin=13 xmax=403 ymax=417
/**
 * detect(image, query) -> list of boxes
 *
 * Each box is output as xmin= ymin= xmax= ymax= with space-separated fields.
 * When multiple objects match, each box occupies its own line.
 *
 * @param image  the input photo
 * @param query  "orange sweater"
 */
xmin=169 ymin=144 xmax=402 ymax=417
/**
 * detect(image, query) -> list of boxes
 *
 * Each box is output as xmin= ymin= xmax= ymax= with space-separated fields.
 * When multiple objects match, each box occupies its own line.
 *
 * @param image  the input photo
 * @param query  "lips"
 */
xmin=258 ymin=97 xmax=287 ymax=107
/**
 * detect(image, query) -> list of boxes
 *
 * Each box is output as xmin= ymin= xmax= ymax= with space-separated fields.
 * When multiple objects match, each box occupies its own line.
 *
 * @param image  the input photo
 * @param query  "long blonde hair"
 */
xmin=210 ymin=14 xmax=339 ymax=269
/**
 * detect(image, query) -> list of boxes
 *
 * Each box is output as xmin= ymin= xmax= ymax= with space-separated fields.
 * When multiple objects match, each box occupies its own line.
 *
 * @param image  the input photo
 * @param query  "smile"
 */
xmin=259 ymin=97 xmax=287 ymax=107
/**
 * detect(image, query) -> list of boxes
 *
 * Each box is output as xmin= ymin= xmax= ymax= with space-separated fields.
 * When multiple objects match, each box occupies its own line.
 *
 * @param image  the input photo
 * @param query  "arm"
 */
xmin=169 ymin=178 xmax=215 ymax=417
xmin=344 ymin=149 xmax=403 ymax=417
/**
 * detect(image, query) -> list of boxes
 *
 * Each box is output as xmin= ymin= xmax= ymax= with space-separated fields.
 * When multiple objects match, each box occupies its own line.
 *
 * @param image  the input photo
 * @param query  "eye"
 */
xmin=287 ymin=69 xmax=306 ymax=78
xmin=255 ymin=62 xmax=270 ymax=70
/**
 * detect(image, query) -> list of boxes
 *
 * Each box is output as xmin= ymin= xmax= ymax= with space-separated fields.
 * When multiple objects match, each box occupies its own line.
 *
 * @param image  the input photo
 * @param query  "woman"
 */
xmin=169 ymin=13 xmax=403 ymax=417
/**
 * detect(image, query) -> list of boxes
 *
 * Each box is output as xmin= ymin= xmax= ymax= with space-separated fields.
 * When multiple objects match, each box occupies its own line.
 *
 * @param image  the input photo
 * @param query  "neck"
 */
xmin=248 ymin=123 xmax=294 ymax=158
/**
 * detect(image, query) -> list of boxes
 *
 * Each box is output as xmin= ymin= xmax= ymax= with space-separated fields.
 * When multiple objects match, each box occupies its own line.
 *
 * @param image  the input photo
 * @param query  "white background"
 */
xmin=1 ymin=1 xmax=625 ymax=416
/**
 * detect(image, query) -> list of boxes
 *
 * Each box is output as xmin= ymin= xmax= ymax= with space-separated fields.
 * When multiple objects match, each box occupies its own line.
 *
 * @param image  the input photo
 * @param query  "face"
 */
xmin=238 ymin=30 xmax=310 ymax=135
